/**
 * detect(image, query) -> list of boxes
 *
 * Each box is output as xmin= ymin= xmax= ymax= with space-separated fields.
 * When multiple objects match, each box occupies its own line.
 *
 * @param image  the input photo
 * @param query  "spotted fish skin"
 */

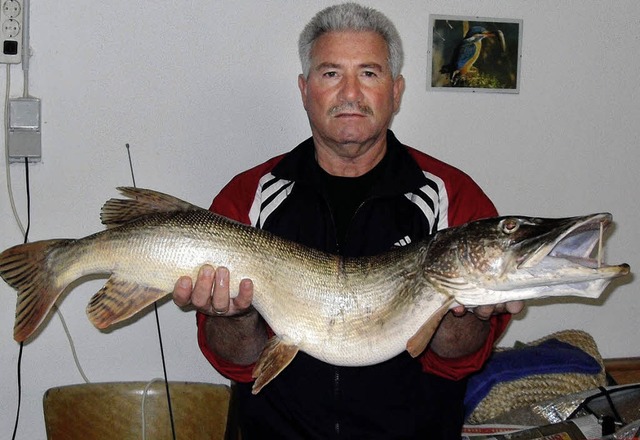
xmin=0 ymin=187 xmax=630 ymax=393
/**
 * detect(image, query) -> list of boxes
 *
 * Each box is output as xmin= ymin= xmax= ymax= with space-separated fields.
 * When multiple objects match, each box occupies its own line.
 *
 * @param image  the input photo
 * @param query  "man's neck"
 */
xmin=314 ymin=137 xmax=387 ymax=177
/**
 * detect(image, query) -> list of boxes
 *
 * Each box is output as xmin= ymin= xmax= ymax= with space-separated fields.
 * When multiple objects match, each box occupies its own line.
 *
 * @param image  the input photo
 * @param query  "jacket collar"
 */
xmin=272 ymin=130 xmax=428 ymax=196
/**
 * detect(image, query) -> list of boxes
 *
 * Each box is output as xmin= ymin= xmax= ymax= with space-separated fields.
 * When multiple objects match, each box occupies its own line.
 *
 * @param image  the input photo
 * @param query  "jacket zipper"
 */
xmin=334 ymin=366 xmax=340 ymax=437
xmin=325 ymin=194 xmax=370 ymax=438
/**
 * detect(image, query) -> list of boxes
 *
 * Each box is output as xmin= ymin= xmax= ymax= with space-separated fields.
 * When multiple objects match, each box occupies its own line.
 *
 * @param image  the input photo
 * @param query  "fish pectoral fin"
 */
xmin=100 ymin=187 xmax=203 ymax=227
xmin=251 ymin=336 xmax=299 ymax=394
xmin=86 ymin=277 xmax=167 ymax=329
xmin=406 ymin=298 xmax=455 ymax=358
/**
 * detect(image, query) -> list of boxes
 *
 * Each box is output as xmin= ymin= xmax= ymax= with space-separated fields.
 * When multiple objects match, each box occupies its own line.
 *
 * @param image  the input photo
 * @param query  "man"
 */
xmin=173 ymin=3 xmax=523 ymax=438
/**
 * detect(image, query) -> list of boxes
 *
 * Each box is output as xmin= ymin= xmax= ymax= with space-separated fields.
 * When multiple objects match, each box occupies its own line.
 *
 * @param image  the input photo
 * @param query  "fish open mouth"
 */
xmin=518 ymin=213 xmax=629 ymax=277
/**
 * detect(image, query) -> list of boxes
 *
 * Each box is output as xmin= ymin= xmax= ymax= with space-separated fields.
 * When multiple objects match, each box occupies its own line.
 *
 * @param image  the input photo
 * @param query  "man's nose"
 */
xmin=339 ymin=75 xmax=364 ymax=102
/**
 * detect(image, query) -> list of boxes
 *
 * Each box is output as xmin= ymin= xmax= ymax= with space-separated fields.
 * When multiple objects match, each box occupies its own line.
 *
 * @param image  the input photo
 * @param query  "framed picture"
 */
xmin=427 ymin=15 xmax=523 ymax=93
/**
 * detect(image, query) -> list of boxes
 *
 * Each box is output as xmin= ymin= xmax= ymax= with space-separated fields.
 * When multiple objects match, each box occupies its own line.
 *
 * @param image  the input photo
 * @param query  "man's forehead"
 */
xmin=309 ymin=31 xmax=390 ymax=67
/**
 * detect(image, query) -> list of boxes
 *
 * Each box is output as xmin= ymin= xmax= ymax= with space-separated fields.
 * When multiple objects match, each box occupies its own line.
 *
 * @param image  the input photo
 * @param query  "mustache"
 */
xmin=328 ymin=102 xmax=373 ymax=116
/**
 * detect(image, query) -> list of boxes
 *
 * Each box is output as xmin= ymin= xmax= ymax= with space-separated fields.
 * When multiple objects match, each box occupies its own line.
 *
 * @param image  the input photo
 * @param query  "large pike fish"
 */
xmin=0 ymin=187 xmax=630 ymax=393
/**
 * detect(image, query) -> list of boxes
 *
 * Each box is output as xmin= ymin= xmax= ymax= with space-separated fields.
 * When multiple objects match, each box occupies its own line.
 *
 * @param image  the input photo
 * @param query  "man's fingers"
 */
xmin=173 ymin=265 xmax=255 ymax=317
xmin=172 ymin=276 xmax=193 ymax=307
xmin=506 ymin=300 xmax=525 ymax=315
xmin=473 ymin=305 xmax=495 ymax=320
xmin=471 ymin=301 xmax=525 ymax=320
xmin=212 ymin=267 xmax=231 ymax=314
xmin=233 ymin=278 xmax=254 ymax=310
xmin=191 ymin=265 xmax=216 ymax=310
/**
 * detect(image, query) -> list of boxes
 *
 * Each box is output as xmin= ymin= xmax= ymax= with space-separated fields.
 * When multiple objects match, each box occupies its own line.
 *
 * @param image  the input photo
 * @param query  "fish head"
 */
xmin=424 ymin=213 xmax=630 ymax=306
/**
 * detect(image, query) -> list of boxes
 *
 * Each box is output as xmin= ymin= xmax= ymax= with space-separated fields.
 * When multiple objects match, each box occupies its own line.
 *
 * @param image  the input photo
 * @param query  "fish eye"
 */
xmin=499 ymin=218 xmax=520 ymax=234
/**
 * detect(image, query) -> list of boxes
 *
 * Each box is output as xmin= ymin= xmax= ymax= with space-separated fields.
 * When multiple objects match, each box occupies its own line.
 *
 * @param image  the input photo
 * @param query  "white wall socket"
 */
xmin=0 ymin=0 xmax=24 ymax=63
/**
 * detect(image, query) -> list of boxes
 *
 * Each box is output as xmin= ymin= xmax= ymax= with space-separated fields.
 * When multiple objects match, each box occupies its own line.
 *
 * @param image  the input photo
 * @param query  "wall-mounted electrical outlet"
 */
xmin=0 ymin=0 xmax=23 ymax=64
xmin=8 ymin=97 xmax=41 ymax=162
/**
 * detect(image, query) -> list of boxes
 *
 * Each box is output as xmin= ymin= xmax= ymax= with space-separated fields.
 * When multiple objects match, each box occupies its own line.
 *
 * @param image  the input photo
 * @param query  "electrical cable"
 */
xmin=23 ymin=157 xmax=30 ymax=239
xmin=4 ymin=64 xmax=26 ymax=236
xmin=141 ymin=378 xmax=164 ymax=440
xmin=11 ymin=343 xmax=22 ymax=440
xmin=153 ymin=303 xmax=176 ymax=440
xmin=21 ymin=0 xmax=30 ymax=98
xmin=54 ymin=306 xmax=91 ymax=383
xmin=126 ymin=144 xmax=176 ymax=440
xmin=11 ymin=158 xmax=31 ymax=440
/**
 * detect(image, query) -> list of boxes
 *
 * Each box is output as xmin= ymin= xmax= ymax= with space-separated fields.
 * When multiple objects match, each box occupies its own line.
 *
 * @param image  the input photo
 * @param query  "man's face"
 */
xmin=298 ymin=30 xmax=404 ymax=155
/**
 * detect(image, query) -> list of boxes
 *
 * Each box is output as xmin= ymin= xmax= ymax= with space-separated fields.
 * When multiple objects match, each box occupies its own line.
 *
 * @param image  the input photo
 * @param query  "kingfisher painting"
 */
xmin=440 ymin=26 xmax=496 ymax=85
xmin=430 ymin=16 xmax=522 ymax=91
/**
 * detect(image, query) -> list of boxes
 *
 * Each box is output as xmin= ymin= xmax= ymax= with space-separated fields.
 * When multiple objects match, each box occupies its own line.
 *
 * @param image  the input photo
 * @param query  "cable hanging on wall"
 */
xmin=9 ymin=160 xmax=29 ymax=440
xmin=126 ymin=143 xmax=177 ymax=440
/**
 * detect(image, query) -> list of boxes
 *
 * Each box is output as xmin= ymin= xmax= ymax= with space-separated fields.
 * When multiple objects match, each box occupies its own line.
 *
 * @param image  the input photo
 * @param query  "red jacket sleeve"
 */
xmin=419 ymin=313 xmax=511 ymax=380
xmin=196 ymin=312 xmax=265 ymax=382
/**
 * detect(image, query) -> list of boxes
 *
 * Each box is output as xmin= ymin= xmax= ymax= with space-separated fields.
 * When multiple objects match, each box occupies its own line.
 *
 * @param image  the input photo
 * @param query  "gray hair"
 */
xmin=298 ymin=3 xmax=404 ymax=79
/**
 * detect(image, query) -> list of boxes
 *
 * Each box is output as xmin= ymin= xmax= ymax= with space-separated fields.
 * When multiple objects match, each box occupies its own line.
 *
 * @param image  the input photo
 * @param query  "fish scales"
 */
xmin=259 ymin=244 xmax=445 ymax=365
xmin=0 ymin=187 xmax=630 ymax=394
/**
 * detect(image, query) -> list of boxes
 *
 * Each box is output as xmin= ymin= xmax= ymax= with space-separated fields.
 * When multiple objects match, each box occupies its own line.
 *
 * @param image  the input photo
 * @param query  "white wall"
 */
xmin=1 ymin=1 xmax=638 ymax=438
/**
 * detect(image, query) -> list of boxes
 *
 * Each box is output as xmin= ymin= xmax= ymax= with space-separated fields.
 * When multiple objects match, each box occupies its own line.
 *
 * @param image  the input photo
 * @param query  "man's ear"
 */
xmin=298 ymin=74 xmax=309 ymax=111
xmin=393 ymin=74 xmax=405 ymax=114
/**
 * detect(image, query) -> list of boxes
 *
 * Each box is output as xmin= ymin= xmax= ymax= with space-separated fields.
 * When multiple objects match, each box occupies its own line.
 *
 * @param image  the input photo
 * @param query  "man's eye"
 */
xmin=323 ymin=71 xmax=338 ymax=78
xmin=363 ymin=71 xmax=377 ymax=77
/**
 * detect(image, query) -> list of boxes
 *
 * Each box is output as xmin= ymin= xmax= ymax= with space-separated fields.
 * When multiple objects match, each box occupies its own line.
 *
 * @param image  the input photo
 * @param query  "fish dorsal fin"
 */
xmin=86 ymin=277 xmax=167 ymax=329
xmin=100 ymin=187 xmax=203 ymax=227
xmin=406 ymin=298 xmax=455 ymax=357
xmin=251 ymin=336 xmax=299 ymax=394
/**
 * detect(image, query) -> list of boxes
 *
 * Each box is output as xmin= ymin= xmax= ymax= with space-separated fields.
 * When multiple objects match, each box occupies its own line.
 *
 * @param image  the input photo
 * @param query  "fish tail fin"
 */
xmin=0 ymin=240 xmax=74 ymax=342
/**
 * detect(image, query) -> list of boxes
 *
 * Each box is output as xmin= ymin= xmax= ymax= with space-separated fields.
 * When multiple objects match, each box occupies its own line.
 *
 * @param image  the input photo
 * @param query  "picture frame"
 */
xmin=427 ymin=14 xmax=523 ymax=93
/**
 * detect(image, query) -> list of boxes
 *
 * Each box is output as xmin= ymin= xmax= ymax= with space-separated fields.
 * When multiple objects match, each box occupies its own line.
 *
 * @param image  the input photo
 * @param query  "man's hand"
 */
xmin=450 ymin=301 xmax=525 ymax=320
xmin=172 ymin=265 xmax=255 ymax=317
xmin=430 ymin=301 xmax=525 ymax=358
xmin=173 ymin=265 xmax=267 ymax=365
